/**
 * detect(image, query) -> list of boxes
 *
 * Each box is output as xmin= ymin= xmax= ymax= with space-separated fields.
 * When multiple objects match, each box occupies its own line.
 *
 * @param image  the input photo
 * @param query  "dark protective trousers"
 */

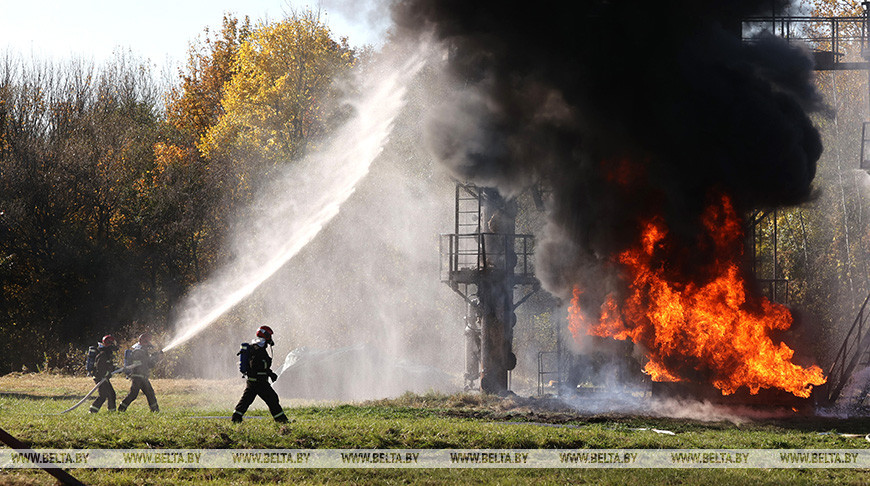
xmin=90 ymin=379 xmax=116 ymax=413
xmin=232 ymin=379 xmax=287 ymax=422
xmin=118 ymin=377 xmax=159 ymax=412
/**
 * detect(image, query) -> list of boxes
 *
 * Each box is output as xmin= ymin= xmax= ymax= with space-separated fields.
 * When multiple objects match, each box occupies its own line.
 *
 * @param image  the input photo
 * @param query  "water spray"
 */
xmin=51 ymin=365 xmax=137 ymax=415
xmin=162 ymin=46 xmax=431 ymax=353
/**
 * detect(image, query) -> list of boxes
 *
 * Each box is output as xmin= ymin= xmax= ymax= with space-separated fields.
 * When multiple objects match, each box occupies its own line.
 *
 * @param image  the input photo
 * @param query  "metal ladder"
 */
xmin=455 ymin=183 xmax=482 ymax=236
xmin=452 ymin=183 xmax=483 ymax=273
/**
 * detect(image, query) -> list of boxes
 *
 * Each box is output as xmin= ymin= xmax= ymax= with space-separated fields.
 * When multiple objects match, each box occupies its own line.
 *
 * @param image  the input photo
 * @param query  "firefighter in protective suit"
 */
xmin=118 ymin=333 xmax=163 ymax=412
xmin=90 ymin=335 xmax=118 ymax=413
xmin=232 ymin=325 xmax=288 ymax=423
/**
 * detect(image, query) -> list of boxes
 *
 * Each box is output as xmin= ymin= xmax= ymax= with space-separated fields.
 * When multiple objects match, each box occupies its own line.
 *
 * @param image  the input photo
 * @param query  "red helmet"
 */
xmin=102 ymin=335 xmax=116 ymax=346
xmin=138 ymin=333 xmax=152 ymax=346
xmin=256 ymin=326 xmax=273 ymax=340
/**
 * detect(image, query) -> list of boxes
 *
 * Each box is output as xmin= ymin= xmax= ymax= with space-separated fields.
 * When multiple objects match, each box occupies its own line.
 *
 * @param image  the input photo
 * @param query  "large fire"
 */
xmin=568 ymin=194 xmax=826 ymax=398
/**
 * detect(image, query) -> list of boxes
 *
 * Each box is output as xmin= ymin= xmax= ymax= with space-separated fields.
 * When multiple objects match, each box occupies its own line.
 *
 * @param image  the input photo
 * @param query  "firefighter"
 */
xmin=118 ymin=333 xmax=163 ymax=412
xmin=90 ymin=335 xmax=118 ymax=413
xmin=232 ymin=325 xmax=288 ymax=423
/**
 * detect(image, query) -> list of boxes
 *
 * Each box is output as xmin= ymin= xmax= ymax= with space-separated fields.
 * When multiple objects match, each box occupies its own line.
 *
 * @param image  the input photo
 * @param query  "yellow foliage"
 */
xmin=199 ymin=11 xmax=355 ymax=167
xmin=154 ymin=142 xmax=188 ymax=172
xmin=166 ymin=15 xmax=250 ymax=142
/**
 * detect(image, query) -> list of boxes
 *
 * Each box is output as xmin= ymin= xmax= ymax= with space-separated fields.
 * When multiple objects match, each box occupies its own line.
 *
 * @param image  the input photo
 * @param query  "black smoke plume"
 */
xmin=392 ymin=0 xmax=823 ymax=301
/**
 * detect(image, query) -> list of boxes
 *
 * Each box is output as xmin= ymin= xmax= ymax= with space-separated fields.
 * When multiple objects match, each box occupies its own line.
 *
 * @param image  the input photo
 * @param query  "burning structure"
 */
xmin=393 ymin=0 xmax=855 ymax=404
xmin=439 ymin=183 xmax=539 ymax=393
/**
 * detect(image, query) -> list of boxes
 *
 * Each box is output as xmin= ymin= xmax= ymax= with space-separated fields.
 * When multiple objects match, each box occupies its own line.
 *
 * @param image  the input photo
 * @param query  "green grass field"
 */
xmin=1 ymin=373 xmax=869 ymax=485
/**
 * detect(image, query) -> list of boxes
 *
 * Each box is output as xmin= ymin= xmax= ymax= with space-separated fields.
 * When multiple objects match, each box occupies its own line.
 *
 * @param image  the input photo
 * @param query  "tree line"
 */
xmin=3 ymin=2 xmax=869 ymax=381
xmin=0 ymin=12 xmax=359 ymax=373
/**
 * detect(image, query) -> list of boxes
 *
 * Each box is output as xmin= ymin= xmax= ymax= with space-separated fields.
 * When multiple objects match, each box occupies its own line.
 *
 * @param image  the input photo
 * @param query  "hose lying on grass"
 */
xmin=818 ymin=431 xmax=870 ymax=442
xmin=54 ymin=365 xmax=137 ymax=415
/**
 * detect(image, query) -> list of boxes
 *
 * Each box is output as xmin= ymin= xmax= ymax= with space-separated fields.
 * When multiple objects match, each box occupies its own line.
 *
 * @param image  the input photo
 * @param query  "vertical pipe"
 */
xmin=479 ymin=188 xmax=504 ymax=393
xmin=479 ymin=233 xmax=486 ymax=271
xmin=863 ymin=123 xmax=868 ymax=169
xmin=464 ymin=301 xmax=481 ymax=388
xmin=478 ymin=188 xmax=517 ymax=394
xmin=524 ymin=236 xmax=529 ymax=276
xmin=773 ymin=209 xmax=778 ymax=302
xmin=751 ymin=213 xmax=758 ymax=278
xmin=439 ymin=236 xmax=444 ymax=280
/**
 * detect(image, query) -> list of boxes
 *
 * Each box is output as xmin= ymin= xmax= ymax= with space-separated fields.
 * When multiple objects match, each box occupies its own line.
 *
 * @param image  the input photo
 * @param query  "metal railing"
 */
xmin=822 ymin=290 xmax=870 ymax=404
xmin=439 ymin=232 xmax=536 ymax=283
xmin=757 ymin=278 xmax=790 ymax=305
xmin=742 ymin=14 xmax=870 ymax=70
xmin=537 ymin=351 xmax=561 ymax=397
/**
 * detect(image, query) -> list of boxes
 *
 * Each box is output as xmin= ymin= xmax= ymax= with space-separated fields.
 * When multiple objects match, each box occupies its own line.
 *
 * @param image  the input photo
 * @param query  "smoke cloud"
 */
xmin=391 ymin=0 xmax=824 ymax=301
xmin=321 ymin=0 xmax=393 ymax=45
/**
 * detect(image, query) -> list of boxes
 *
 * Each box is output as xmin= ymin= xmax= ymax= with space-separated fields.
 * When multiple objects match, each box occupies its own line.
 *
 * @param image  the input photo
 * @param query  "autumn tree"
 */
xmin=141 ymin=14 xmax=252 ymax=296
xmin=167 ymin=15 xmax=251 ymax=143
xmin=200 ymin=11 xmax=356 ymax=186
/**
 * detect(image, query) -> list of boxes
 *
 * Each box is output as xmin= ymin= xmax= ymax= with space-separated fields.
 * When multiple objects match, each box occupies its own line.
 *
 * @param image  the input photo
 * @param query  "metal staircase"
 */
xmin=819 ymin=290 xmax=870 ymax=408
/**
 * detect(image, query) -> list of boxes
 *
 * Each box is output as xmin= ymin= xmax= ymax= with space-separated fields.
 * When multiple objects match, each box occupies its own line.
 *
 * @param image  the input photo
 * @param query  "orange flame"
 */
xmin=567 ymin=194 xmax=826 ymax=398
xmin=566 ymin=286 xmax=587 ymax=346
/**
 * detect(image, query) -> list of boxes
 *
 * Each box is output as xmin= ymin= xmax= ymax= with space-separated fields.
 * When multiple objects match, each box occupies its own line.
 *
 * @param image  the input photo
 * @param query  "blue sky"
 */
xmin=0 ymin=1 xmax=389 ymax=72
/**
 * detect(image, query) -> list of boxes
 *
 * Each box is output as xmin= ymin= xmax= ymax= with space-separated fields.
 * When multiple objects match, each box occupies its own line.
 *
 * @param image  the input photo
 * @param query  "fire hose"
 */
xmin=53 ymin=365 xmax=138 ymax=415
